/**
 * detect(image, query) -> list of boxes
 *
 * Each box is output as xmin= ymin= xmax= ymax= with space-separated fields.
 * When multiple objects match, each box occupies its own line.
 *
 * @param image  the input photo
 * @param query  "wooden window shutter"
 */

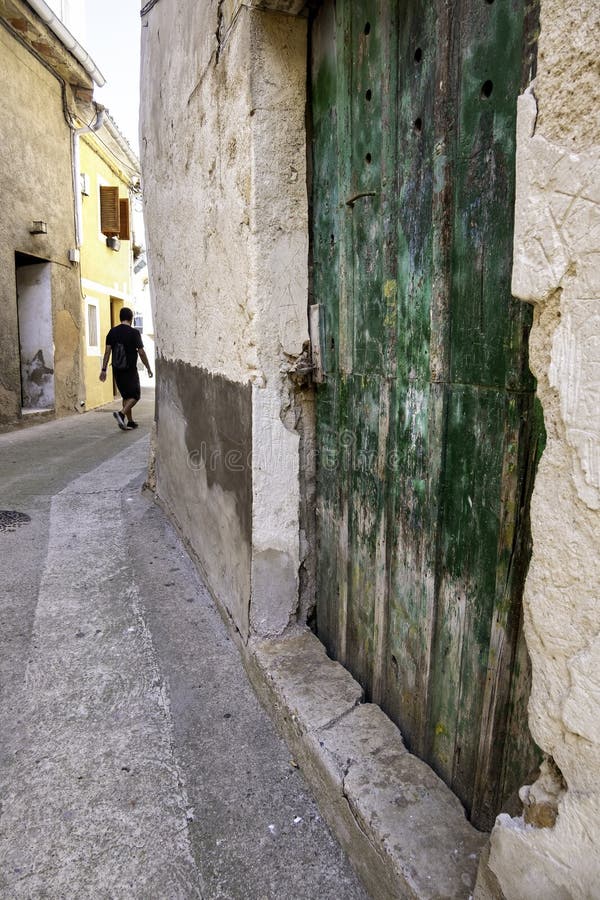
xmin=119 ymin=198 xmax=131 ymax=241
xmin=100 ymin=185 xmax=120 ymax=236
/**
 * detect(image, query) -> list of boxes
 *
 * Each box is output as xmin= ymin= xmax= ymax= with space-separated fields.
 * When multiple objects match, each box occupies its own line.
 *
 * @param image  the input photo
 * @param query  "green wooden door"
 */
xmin=311 ymin=0 xmax=543 ymax=830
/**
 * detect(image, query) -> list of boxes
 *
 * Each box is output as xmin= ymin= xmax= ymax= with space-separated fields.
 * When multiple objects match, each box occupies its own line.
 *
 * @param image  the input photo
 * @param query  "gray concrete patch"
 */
xmin=0 ymin=390 xmax=155 ymax=505
xmin=252 ymin=632 xmax=364 ymax=732
xmin=0 ymin=404 xmax=368 ymax=900
xmin=0 ymin=444 xmax=203 ymax=898
xmin=124 ymin=482 xmax=368 ymax=900
xmin=0 ymin=392 xmax=155 ymax=747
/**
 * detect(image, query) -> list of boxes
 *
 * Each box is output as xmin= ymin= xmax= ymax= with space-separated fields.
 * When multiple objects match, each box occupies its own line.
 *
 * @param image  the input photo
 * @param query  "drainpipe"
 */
xmin=72 ymin=104 xmax=105 ymax=249
xmin=25 ymin=0 xmax=105 ymax=87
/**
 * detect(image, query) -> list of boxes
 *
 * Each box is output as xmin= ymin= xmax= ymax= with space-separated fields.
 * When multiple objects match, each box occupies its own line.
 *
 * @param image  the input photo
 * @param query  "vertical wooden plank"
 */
xmin=345 ymin=374 xmax=382 ymax=696
xmin=472 ymin=394 xmax=544 ymax=828
xmin=384 ymin=0 xmax=438 ymax=755
xmin=372 ymin=377 xmax=391 ymax=705
xmin=312 ymin=0 xmax=345 ymax=660
xmin=450 ymin=0 xmax=533 ymax=391
xmin=429 ymin=387 xmax=509 ymax=802
xmin=342 ymin=1 xmax=397 ymax=701
xmin=471 ymin=396 xmax=529 ymax=825
xmin=311 ymin=0 xmax=340 ymax=382
xmin=424 ymin=0 xmax=542 ymax=826
xmin=314 ymin=379 xmax=341 ymax=658
xmin=429 ymin=0 xmax=457 ymax=386
xmin=386 ymin=382 xmax=436 ymax=751
xmin=349 ymin=0 xmax=384 ymax=376
xmin=372 ymin=0 xmax=399 ymax=708
xmin=336 ymin=0 xmax=354 ymax=377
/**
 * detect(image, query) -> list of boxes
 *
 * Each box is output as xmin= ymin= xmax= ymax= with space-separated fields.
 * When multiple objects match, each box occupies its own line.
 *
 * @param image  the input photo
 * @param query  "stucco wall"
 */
xmin=0 ymin=22 xmax=83 ymax=424
xmin=82 ymin=293 xmax=117 ymax=410
xmin=140 ymin=2 xmax=308 ymax=640
xmin=246 ymin=11 xmax=308 ymax=636
xmin=482 ymin=1 xmax=600 ymax=896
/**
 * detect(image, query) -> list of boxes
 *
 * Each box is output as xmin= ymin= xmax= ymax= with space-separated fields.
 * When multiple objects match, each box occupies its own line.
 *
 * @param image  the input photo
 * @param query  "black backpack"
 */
xmin=112 ymin=342 xmax=128 ymax=371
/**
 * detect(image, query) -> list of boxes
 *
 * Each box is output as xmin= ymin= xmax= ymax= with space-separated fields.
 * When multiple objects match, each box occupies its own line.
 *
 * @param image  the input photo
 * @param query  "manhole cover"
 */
xmin=0 ymin=510 xmax=31 ymax=533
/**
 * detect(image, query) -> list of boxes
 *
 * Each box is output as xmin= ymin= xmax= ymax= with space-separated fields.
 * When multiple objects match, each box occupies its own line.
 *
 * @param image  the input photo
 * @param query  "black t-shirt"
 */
xmin=106 ymin=323 xmax=143 ymax=371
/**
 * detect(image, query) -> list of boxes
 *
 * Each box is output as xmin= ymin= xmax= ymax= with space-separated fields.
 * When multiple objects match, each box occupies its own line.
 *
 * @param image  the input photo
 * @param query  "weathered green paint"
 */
xmin=311 ymin=0 xmax=543 ymax=830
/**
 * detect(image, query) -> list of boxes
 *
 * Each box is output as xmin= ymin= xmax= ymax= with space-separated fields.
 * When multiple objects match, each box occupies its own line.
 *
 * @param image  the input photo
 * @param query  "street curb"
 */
xmin=244 ymin=630 xmax=488 ymax=900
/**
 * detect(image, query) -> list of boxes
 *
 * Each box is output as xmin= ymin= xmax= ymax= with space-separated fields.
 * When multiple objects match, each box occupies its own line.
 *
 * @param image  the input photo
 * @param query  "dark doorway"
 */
xmin=15 ymin=253 xmax=55 ymax=412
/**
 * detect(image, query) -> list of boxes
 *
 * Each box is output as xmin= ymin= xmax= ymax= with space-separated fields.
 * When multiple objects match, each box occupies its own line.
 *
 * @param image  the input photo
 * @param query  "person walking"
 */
xmin=99 ymin=307 xmax=153 ymax=430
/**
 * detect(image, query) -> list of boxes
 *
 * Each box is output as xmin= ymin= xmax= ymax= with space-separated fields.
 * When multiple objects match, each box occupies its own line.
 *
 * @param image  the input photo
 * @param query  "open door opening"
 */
xmin=15 ymin=253 xmax=55 ymax=413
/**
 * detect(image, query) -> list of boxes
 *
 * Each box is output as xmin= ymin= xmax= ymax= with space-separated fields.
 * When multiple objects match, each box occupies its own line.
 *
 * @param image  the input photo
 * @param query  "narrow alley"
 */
xmin=1 ymin=0 xmax=599 ymax=895
xmin=0 ymin=396 xmax=367 ymax=899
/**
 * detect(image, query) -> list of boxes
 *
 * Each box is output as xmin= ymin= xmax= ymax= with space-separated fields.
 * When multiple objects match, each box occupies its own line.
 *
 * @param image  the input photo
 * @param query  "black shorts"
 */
xmin=114 ymin=368 xmax=141 ymax=402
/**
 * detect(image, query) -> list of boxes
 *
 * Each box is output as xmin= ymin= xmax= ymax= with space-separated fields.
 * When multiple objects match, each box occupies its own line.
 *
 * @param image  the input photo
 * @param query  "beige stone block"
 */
xmin=319 ymin=705 xmax=485 ymax=899
xmin=252 ymin=631 xmax=363 ymax=730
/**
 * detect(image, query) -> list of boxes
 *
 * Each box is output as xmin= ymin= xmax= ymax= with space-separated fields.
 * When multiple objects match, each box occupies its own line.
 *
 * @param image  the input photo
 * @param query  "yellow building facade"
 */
xmin=79 ymin=119 xmax=140 ymax=409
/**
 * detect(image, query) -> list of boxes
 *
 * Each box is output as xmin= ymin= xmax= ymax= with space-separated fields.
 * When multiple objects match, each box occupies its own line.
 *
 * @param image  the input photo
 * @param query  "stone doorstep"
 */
xmin=245 ymin=630 xmax=488 ymax=900
xmin=0 ymin=408 xmax=56 ymax=433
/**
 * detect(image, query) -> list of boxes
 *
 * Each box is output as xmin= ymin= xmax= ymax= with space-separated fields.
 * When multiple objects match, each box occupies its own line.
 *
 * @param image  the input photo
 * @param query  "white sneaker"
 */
xmin=113 ymin=410 xmax=127 ymax=431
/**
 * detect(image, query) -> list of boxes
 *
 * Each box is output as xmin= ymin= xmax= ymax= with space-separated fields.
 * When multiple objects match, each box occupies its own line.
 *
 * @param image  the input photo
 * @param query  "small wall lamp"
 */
xmin=30 ymin=221 xmax=48 ymax=234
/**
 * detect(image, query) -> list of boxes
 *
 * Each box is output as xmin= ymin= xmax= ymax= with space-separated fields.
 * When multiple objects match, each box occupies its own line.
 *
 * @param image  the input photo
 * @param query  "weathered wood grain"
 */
xmin=311 ymin=0 xmax=543 ymax=830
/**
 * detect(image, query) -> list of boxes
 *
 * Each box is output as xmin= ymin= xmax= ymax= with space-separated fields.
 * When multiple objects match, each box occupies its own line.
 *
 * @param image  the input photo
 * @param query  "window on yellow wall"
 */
xmin=119 ymin=198 xmax=131 ymax=241
xmin=86 ymin=302 xmax=100 ymax=353
xmin=97 ymin=176 xmax=110 ymax=242
xmin=99 ymin=185 xmax=132 ymax=242
xmin=100 ymin=185 xmax=120 ymax=236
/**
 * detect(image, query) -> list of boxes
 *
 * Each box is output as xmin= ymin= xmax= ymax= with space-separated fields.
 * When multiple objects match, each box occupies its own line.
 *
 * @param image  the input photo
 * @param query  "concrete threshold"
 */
xmin=243 ymin=630 xmax=487 ymax=900
xmin=0 ymin=408 xmax=56 ymax=433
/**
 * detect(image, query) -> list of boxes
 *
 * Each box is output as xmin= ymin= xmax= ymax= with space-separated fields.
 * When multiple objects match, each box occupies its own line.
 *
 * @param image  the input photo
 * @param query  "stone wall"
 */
xmin=142 ymin=0 xmax=600 ymax=892
xmin=480 ymin=1 xmax=600 ymax=896
xmin=0 ymin=20 xmax=83 ymax=424
xmin=140 ymin=1 xmax=308 ymax=641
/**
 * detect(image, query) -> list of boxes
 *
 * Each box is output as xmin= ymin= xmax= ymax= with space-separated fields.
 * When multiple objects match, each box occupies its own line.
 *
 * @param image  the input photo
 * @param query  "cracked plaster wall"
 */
xmin=0 ymin=21 xmax=83 ymax=424
xmin=140 ymin=2 xmax=308 ymax=639
xmin=483 ymin=2 xmax=600 ymax=896
xmin=246 ymin=10 xmax=309 ymax=636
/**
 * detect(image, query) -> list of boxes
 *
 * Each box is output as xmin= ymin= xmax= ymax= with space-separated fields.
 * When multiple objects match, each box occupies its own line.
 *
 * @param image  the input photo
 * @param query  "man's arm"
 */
xmin=138 ymin=347 xmax=153 ymax=378
xmin=99 ymin=345 xmax=111 ymax=382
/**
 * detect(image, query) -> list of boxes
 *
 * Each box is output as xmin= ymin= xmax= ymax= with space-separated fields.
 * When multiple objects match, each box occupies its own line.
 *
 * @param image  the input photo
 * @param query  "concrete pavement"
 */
xmin=0 ymin=393 xmax=367 ymax=899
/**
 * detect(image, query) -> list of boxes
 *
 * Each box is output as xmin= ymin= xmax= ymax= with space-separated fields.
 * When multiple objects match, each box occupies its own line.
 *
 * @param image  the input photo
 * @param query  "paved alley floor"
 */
xmin=0 ymin=394 xmax=367 ymax=900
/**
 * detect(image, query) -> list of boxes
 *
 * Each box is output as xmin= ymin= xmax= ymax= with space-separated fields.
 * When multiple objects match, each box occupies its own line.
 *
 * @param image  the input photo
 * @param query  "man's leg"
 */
xmin=112 ymin=383 xmax=127 ymax=429
xmin=123 ymin=397 xmax=138 ymax=422
xmin=119 ymin=370 xmax=141 ymax=425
